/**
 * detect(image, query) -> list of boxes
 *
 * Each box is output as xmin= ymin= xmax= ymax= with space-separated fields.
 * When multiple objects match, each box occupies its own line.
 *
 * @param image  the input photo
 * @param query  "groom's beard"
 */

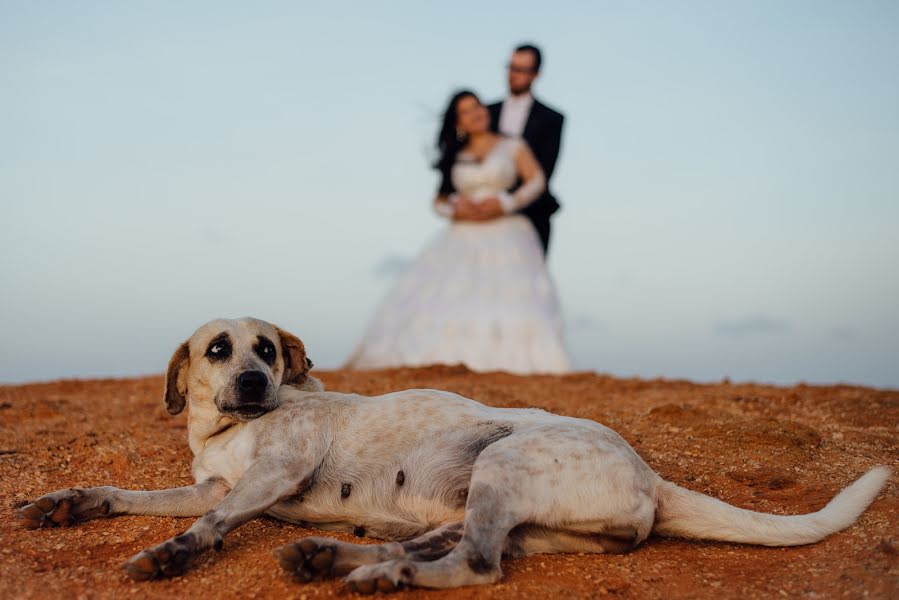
xmin=509 ymin=81 xmax=532 ymax=96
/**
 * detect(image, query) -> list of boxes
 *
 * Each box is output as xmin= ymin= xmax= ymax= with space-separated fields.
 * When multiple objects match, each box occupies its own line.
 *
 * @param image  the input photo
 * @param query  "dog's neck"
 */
xmin=187 ymin=403 xmax=240 ymax=455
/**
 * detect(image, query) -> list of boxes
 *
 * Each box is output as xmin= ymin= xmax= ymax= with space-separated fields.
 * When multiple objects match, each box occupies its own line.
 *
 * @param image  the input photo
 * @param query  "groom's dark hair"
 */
xmin=515 ymin=43 xmax=542 ymax=72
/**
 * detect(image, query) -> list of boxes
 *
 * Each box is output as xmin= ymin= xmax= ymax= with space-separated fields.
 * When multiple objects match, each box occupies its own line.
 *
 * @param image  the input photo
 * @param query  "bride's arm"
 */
xmin=433 ymin=167 xmax=457 ymax=218
xmin=497 ymin=142 xmax=546 ymax=213
xmin=433 ymin=193 xmax=456 ymax=218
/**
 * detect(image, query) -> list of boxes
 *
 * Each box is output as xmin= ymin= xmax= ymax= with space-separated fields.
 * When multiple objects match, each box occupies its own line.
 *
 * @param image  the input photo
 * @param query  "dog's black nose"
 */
xmin=237 ymin=370 xmax=268 ymax=394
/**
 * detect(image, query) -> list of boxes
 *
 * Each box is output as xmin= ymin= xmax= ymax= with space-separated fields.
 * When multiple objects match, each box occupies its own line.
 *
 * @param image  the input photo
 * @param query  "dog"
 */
xmin=18 ymin=317 xmax=890 ymax=592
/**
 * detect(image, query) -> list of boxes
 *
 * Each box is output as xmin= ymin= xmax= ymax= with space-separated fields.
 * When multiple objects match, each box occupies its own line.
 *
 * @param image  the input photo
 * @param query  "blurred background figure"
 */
xmin=2 ymin=2 xmax=898 ymax=387
xmin=345 ymin=91 xmax=571 ymax=373
xmin=489 ymin=43 xmax=564 ymax=254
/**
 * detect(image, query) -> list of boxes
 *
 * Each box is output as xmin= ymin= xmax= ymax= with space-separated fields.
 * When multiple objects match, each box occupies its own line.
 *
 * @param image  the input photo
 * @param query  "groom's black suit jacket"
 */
xmin=488 ymin=98 xmax=564 ymax=254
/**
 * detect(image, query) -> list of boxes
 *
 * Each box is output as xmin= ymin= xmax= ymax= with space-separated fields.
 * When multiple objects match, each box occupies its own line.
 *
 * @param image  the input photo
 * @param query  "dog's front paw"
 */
xmin=124 ymin=533 xmax=200 ymax=580
xmin=346 ymin=560 xmax=416 ymax=595
xmin=276 ymin=537 xmax=337 ymax=582
xmin=17 ymin=488 xmax=111 ymax=529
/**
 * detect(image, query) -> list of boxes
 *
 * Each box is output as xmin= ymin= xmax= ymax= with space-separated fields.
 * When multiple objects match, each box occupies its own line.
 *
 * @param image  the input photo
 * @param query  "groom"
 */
xmin=482 ymin=44 xmax=564 ymax=255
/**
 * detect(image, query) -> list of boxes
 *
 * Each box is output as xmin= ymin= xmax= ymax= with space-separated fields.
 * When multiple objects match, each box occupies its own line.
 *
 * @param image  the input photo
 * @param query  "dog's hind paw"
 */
xmin=17 ymin=488 xmax=111 ymax=529
xmin=276 ymin=538 xmax=337 ymax=582
xmin=346 ymin=560 xmax=416 ymax=594
xmin=124 ymin=533 xmax=199 ymax=580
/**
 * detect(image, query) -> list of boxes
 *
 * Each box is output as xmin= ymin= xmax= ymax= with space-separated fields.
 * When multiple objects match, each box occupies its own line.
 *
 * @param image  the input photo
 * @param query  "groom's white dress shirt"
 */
xmin=498 ymin=92 xmax=534 ymax=138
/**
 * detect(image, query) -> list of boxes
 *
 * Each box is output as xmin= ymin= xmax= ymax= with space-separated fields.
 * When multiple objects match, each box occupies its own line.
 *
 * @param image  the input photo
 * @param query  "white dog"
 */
xmin=18 ymin=318 xmax=890 ymax=593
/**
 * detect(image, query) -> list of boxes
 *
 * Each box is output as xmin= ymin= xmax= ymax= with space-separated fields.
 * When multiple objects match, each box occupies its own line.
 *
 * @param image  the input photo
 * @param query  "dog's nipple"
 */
xmin=341 ymin=483 xmax=352 ymax=499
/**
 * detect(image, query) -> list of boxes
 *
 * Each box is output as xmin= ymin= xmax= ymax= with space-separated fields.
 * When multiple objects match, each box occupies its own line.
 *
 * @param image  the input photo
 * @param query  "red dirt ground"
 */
xmin=0 ymin=367 xmax=896 ymax=599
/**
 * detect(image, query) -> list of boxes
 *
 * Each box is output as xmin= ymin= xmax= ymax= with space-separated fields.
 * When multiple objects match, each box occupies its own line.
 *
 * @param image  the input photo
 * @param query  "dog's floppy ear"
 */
xmin=276 ymin=326 xmax=311 ymax=386
xmin=163 ymin=341 xmax=190 ymax=415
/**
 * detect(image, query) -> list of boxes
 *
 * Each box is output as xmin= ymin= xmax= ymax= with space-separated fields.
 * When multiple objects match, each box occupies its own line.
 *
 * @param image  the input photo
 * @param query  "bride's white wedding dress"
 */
xmin=346 ymin=137 xmax=571 ymax=374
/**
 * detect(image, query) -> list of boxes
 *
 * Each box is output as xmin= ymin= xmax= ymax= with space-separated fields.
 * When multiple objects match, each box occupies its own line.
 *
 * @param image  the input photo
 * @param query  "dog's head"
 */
xmin=163 ymin=317 xmax=318 ymax=421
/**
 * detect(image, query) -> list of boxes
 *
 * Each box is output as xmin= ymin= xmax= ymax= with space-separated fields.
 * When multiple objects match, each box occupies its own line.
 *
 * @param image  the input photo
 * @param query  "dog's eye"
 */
xmin=254 ymin=337 xmax=276 ymax=366
xmin=205 ymin=338 xmax=232 ymax=361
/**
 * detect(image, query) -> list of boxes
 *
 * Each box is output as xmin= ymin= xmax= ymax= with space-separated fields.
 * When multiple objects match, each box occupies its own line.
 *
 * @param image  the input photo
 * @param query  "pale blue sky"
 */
xmin=2 ymin=1 xmax=898 ymax=387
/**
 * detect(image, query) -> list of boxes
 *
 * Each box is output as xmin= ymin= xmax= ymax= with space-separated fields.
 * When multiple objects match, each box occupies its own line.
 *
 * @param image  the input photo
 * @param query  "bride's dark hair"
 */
xmin=434 ymin=90 xmax=479 ymax=195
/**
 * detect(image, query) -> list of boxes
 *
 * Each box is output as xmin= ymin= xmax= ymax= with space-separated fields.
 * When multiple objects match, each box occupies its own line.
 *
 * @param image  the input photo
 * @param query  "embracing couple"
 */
xmin=347 ymin=44 xmax=571 ymax=374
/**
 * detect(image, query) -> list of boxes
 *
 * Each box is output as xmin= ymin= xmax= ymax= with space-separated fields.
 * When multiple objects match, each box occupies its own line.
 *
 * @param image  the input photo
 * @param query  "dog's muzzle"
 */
xmin=225 ymin=370 xmax=274 ymax=419
xmin=238 ymin=370 xmax=267 ymax=398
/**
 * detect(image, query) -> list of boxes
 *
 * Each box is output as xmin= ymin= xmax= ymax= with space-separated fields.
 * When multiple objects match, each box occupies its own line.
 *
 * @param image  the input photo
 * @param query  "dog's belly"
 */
xmin=266 ymin=492 xmax=464 ymax=541
xmin=265 ymin=455 xmax=468 ymax=540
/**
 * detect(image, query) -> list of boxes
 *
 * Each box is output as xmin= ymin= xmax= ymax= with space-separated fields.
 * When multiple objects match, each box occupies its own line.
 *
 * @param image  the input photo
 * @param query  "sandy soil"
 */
xmin=0 ymin=367 xmax=896 ymax=599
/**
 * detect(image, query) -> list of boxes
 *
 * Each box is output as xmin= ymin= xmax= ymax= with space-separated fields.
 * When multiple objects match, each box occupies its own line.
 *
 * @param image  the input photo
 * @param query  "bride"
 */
xmin=345 ymin=90 xmax=571 ymax=374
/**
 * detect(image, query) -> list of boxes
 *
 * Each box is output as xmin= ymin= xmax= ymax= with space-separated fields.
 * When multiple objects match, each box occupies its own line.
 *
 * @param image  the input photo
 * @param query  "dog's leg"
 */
xmin=345 ymin=481 xmax=514 ymax=593
xmin=277 ymin=522 xmax=464 ymax=582
xmin=400 ymin=522 xmax=465 ymax=561
xmin=503 ymin=524 xmax=641 ymax=557
xmin=17 ymin=478 xmax=230 ymax=529
xmin=124 ymin=458 xmax=311 ymax=580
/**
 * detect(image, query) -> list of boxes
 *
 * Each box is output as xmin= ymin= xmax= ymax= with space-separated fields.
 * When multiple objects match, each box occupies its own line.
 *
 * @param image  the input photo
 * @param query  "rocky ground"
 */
xmin=0 ymin=367 xmax=896 ymax=599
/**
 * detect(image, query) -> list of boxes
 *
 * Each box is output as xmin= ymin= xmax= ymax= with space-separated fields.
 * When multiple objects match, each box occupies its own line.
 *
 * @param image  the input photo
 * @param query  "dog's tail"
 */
xmin=652 ymin=466 xmax=890 ymax=546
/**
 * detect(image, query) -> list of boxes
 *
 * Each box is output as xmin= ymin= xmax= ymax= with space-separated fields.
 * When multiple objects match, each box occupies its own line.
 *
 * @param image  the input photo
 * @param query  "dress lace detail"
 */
xmin=452 ymin=138 xmax=520 ymax=200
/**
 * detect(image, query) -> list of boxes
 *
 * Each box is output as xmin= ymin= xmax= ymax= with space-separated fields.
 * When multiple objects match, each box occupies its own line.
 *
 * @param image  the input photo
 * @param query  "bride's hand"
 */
xmin=472 ymin=197 xmax=504 ymax=221
xmin=453 ymin=197 xmax=479 ymax=221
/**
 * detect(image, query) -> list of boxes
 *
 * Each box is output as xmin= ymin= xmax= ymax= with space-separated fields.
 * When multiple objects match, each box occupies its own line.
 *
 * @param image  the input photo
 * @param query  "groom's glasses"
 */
xmin=507 ymin=63 xmax=536 ymax=75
